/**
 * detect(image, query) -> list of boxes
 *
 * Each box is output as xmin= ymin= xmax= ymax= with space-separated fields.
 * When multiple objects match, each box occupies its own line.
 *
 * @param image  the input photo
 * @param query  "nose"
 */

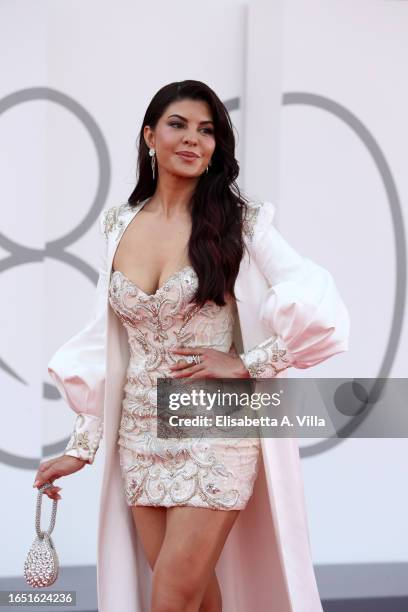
xmin=182 ymin=132 xmax=198 ymax=145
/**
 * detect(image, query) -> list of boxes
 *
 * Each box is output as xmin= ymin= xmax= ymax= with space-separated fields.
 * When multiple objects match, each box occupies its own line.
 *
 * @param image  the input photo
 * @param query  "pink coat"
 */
xmin=48 ymin=198 xmax=350 ymax=612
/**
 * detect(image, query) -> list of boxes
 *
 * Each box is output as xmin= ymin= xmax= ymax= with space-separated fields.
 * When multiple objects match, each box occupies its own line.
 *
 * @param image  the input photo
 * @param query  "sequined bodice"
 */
xmin=108 ymin=266 xmax=260 ymax=510
xmin=108 ymin=266 xmax=237 ymax=374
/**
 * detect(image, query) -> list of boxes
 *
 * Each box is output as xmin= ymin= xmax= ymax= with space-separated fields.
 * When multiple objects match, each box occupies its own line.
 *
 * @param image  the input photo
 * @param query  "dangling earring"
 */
xmin=149 ymin=147 xmax=156 ymax=180
xmin=205 ymin=159 xmax=212 ymax=174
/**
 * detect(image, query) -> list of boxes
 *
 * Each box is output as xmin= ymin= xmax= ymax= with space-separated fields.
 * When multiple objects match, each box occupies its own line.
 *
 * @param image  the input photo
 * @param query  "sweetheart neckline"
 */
xmin=111 ymin=266 xmax=196 ymax=298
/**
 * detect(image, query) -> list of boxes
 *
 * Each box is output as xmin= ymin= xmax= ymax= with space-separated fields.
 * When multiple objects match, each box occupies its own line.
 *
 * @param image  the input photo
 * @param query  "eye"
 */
xmin=169 ymin=122 xmax=214 ymax=135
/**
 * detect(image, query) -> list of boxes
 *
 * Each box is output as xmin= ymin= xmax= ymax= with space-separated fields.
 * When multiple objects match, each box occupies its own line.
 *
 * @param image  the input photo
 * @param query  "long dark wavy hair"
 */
xmin=127 ymin=80 xmax=251 ymax=307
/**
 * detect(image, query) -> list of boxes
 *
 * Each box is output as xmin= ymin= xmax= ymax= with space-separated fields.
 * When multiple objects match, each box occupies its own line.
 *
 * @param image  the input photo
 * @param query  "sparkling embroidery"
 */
xmin=118 ymin=438 xmax=258 ymax=509
xmin=240 ymin=335 xmax=291 ymax=378
xmin=242 ymin=202 xmax=262 ymax=242
xmin=64 ymin=413 xmax=104 ymax=464
xmin=103 ymin=199 xmax=262 ymax=244
xmin=74 ymin=431 xmax=90 ymax=450
xmin=102 ymin=201 xmax=139 ymax=241
xmin=109 ymin=266 xmax=261 ymax=510
xmin=102 ymin=206 xmax=119 ymax=239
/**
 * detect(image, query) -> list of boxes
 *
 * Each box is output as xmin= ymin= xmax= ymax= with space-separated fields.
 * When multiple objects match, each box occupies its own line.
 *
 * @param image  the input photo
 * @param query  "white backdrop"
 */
xmin=1 ymin=0 xmax=407 ymax=596
xmin=277 ymin=0 xmax=408 ymax=569
xmin=0 ymin=0 xmax=282 ymax=576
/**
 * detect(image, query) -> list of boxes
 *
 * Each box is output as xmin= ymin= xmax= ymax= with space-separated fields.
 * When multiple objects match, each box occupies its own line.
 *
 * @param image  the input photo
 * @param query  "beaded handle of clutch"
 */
xmin=24 ymin=483 xmax=60 ymax=587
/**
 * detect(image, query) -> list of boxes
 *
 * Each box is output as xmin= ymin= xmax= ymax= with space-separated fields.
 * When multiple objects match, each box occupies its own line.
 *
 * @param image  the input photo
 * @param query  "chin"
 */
xmin=171 ymin=167 xmax=201 ymax=178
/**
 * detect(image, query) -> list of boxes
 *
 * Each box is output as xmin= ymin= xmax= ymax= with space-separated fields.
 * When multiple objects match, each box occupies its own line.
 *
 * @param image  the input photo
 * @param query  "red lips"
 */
xmin=176 ymin=151 xmax=199 ymax=158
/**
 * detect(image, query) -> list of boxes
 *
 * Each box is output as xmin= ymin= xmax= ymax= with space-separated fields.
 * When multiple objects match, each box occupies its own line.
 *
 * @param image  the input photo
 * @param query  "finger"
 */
xmin=36 ymin=470 xmax=59 ymax=488
xmin=170 ymin=347 xmax=205 ymax=355
xmin=34 ymin=462 xmax=60 ymax=486
xmin=169 ymin=359 xmax=196 ymax=371
xmin=188 ymin=370 xmax=211 ymax=379
xmin=34 ymin=478 xmax=51 ymax=489
xmin=171 ymin=365 xmax=206 ymax=378
xmin=170 ymin=363 xmax=200 ymax=376
xmin=38 ymin=459 xmax=58 ymax=472
xmin=34 ymin=467 xmax=54 ymax=485
xmin=44 ymin=485 xmax=61 ymax=496
xmin=46 ymin=491 xmax=61 ymax=500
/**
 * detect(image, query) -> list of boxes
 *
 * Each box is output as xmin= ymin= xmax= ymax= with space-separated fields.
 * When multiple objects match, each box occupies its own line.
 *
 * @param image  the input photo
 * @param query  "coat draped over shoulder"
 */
xmin=47 ymin=198 xmax=350 ymax=612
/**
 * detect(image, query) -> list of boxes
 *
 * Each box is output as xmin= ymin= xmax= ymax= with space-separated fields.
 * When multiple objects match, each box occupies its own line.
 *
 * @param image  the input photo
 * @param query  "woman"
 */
xmin=34 ymin=80 xmax=350 ymax=612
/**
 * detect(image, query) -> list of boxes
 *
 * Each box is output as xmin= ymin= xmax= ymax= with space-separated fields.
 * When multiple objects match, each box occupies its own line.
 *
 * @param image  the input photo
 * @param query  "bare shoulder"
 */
xmin=242 ymin=200 xmax=276 ymax=242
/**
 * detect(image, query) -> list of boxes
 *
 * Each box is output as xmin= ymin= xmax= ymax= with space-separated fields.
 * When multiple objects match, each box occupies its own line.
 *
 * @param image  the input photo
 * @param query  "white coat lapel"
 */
xmin=106 ymin=198 xmax=151 ymax=283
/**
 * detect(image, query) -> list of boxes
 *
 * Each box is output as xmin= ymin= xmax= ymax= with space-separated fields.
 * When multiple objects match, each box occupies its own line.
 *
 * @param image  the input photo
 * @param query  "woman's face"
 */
xmin=144 ymin=98 xmax=216 ymax=179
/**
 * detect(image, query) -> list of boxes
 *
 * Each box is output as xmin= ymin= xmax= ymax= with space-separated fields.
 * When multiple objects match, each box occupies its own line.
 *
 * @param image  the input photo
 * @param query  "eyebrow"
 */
xmin=167 ymin=114 xmax=214 ymax=125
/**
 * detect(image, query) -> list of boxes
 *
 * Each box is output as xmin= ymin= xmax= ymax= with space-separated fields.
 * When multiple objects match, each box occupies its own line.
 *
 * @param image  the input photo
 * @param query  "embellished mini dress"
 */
xmin=108 ymin=265 xmax=261 ymax=511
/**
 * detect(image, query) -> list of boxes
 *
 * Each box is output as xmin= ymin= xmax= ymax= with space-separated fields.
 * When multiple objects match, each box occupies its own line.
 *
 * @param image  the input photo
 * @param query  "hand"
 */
xmin=33 ymin=455 xmax=87 ymax=500
xmin=169 ymin=346 xmax=251 ymax=379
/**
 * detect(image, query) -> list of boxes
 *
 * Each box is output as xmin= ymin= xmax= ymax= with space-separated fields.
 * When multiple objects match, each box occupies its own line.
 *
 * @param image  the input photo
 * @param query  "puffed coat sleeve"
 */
xmin=239 ymin=201 xmax=350 ymax=377
xmin=47 ymin=208 xmax=110 ymax=464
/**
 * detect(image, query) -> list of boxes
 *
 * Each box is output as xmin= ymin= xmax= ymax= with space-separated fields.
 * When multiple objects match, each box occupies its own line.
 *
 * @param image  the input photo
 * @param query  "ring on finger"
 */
xmin=182 ymin=355 xmax=197 ymax=366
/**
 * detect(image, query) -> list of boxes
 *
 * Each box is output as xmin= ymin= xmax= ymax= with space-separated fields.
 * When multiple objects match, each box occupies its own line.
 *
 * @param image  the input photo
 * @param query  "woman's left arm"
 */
xmin=239 ymin=201 xmax=350 ymax=378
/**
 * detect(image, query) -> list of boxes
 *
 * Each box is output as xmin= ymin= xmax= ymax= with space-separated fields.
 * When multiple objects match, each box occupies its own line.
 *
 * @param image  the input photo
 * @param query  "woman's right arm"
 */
xmin=47 ymin=207 xmax=111 ymax=465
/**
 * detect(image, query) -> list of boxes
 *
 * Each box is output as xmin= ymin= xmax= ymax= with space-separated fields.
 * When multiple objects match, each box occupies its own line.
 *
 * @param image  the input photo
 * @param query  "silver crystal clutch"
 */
xmin=24 ymin=483 xmax=59 ymax=587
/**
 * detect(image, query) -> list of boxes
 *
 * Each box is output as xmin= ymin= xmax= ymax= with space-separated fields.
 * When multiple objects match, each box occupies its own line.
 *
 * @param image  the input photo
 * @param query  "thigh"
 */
xmin=131 ymin=505 xmax=168 ymax=571
xmin=153 ymin=506 xmax=240 ymax=597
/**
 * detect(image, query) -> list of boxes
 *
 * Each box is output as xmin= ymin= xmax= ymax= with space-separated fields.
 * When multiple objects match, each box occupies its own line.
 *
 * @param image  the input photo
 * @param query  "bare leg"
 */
xmin=150 ymin=506 xmax=240 ymax=612
xmin=131 ymin=506 xmax=167 ymax=571
xmin=198 ymin=570 xmax=222 ymax=612
xmin=131 ymin=505 xmax=231 ymax=611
